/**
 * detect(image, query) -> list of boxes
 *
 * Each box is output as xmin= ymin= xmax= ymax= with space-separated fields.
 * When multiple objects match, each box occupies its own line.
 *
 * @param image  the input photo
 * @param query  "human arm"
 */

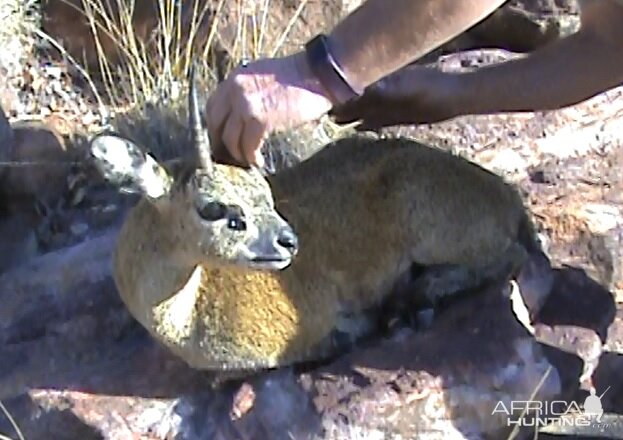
xmin=327 ymin=0 xmax=506 ymax=93
xmin=332 ymin=0 xmax=623 ymax=129
xmin=204 ymin=0 xmax=506 ymax=166
xmin=451 ymin=0 xmax=623 ymax=114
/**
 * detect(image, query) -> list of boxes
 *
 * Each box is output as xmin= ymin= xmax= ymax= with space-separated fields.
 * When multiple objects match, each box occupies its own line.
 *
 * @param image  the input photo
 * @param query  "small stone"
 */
xmin=483 ymin=148 xmax=529 ymax=176
xmin=535 ymin=324 xmax=602 ymax=383
xmin=70 ymin=222 xmax=89 ymax=237
xmin=230 ymin=382 xmax=255 ymax=420
xmin=0 ymin=83 xmax=19 ymax=115
xmin=44 ymin=65 xmax=63 ymax=80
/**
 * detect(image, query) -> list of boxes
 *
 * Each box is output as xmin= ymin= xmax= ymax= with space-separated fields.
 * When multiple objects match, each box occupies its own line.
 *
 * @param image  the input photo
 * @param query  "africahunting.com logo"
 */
xmin=491 ymin=387 xmax=612 ymax=428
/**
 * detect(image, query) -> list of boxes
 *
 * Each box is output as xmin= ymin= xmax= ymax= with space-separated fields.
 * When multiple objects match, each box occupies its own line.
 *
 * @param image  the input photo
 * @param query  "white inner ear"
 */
xmin=92 ymin=135 xmax=140 ymax=174
xmin=139 ymin=155 xmax=172 ymax=199
xmin=92 ymin=135 xmax=171 ymax=199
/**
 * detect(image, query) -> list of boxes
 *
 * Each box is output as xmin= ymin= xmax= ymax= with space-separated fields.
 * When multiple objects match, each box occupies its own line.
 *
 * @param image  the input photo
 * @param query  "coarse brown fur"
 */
xmin=90 ymin=69 xmax=547 ymax=373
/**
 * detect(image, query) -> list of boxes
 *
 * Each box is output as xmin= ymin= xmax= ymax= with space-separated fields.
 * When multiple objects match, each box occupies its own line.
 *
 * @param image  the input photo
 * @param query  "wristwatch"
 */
xmin=304 ymin=34 xmax=363 ymax=105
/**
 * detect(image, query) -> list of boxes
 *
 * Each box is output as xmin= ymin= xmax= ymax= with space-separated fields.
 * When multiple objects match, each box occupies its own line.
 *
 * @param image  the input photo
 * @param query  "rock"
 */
xmin=0 ymin=230 xmax=118 ymax=346
xmin=525 ymin=153 xmax=623 ymax=301
xmin=593 ymin=350 xmax=623 ymax=414
xmin=536 ymin=324 xmax=602 ymax=384
xmin=531 ymin=267 xmax=619 ymax=430
xmin=0 ymin=82 xmax=19 ymax=116
xmin=0 ymin=0 xmax=37 ymax=76
xmin=592 ymin=305 xmax=623 ymax=414
xmin=538 ymin=412 xmax=623 ymax=438
xmin=0 ymin=104 xmax=13 ymax=182
xmin=414 ymin=0 xmax=579 ymax=63
xmin=0 ymin=214 xmax=39 ymax=274
xmin=303 ymin=291 xmax=568 ymax=440
xmin=1 ymin=121 xmax=76 ymax=209
xmin=535 ymin=268 xmax=616 ymax=344
xmin=382 ymin=50 xmax=623 ymax=302
xmin=441 ymin=2 xmax=560 ymax=56
xmin=481 ymin=148 xmax=530 ymax=178
xmin=468 ymin=0 xmax=580 ymax=51
xmin=605 ymin=306 xmax=623 ymax=355
xmin=469 ymin=5 xmax=559 ymax=52
xmin=0 ymin=254 xmax=589 ymax=440
xmin=41 ymin=0 xmax=159 ymax=69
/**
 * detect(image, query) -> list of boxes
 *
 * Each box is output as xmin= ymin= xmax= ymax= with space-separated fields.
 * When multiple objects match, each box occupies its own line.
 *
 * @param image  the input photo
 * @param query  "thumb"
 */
xmin=253 ymin=149 xmax=265 ymax=169
xmin=330 ymin=78 xmax=391 ymax=124
xmin=330 ymin=92 xmax=374 ymax=124
xmin=330 ymin=102 xmax=360 ymax=124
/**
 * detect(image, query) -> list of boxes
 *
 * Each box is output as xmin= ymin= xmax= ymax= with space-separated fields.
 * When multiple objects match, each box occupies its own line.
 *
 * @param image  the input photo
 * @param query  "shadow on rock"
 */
xmin=0 ymin=240 xmax=617 ymax=439
xmin=175 ymin=264 xmax=616 ymax=439
xmin=593 ymin=351 xmax=623 ymax=414
xmin=0 ymin=394 xmax=103 ymax=440
xmin=0 ymin=229 xmax=213 ymax=401
xmin=536 ymin=266 xmax=616 ymax=343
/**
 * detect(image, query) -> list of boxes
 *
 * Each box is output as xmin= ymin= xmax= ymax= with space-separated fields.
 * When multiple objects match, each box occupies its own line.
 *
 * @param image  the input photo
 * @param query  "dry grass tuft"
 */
xmin=73 ymin=0 xmax=313 ymax=109
xmin=78 ymin=0 xmax=215 ymax=107
xmin=61 ymin=0 xmax=354 ymax=168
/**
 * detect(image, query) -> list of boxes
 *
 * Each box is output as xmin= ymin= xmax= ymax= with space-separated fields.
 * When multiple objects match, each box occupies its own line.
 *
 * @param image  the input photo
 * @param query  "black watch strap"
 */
xmin=304 ymin=34 xmax=362 ymax=105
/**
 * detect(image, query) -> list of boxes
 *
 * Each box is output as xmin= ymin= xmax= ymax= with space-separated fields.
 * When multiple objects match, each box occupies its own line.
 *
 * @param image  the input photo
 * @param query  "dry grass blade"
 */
xmin=506 ymin=365 xmax=553 ymax=440
xmin=28 ymin=26 xmax=109 ymax=124
xmin=201 ymin=0 xmax=226 ymax=62
xmin=270 ymin=0 xmax=309 ymax=57
xmin=182 ymin=0 xmax=212 ymax=75
xmin=42 ymin=0 xmax=331 ymax=166
xmin=0 ymin=400 xmax=25 ymax=440
xmin=62 ymin=0 xmax=319 ymax=110
xmin=257 ymin=0 xmax=271 ymax=56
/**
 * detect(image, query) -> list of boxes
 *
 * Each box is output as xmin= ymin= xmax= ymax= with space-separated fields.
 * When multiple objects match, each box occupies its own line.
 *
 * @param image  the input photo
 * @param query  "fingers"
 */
xmin=212 ymin=117 xmax=267 ymax=167
xmin=241 ymin=117 xmax=266 ymax=167
xmin=205 ymin=84 xmax=231 ymax=157
xmin=330 ymin=82 xmax=387 ymax=125
xmin=205 ymin=53 xmax=332 ymax=167
xmin=331 ymin=92 xmax=384 ymax=128
xmin=205 ymin=78 xmax=231 ymax=132
xmin=221 ymin=115 xmax=244 ymax=164
xmin=330 ymin=99 xmax=362 ymax=125
xmin=220 ymin=115 xmax=267 ymax=168
xmin=205 ymin=84 xmax=266 ymax=167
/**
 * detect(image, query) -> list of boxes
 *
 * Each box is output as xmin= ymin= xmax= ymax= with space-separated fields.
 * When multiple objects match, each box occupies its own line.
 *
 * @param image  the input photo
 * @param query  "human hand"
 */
xmin=330 ymin=65 xmax=461 ymax=130
xmin=205 ymin=52 xmax=333 ymax=167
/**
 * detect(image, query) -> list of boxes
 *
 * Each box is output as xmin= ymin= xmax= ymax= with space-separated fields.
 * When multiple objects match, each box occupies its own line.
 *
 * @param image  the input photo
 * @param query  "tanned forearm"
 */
xmin=328 ymin=0 xmax=507 ymax=91
xmin=451 ymin=0 xmax=623 ymax=114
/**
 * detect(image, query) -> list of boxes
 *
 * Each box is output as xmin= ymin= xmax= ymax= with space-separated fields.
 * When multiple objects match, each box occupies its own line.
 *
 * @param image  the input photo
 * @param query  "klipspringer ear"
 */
xmin=90 ymin=133 xmax=172 ymax=199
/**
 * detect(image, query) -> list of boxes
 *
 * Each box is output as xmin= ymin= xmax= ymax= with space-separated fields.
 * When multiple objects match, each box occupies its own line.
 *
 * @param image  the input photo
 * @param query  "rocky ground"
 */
xmin=1 ymin=1 xmax=622 ymax=439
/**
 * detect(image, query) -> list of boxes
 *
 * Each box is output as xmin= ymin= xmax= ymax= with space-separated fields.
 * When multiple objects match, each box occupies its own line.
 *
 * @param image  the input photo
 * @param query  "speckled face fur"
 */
xmin=164 ymin=163 xmax=298 ymax=270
